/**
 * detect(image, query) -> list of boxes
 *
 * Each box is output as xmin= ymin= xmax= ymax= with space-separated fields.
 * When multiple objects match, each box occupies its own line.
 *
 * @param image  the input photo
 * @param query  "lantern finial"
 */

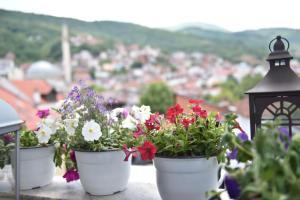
xmin=273 ymin=35 xmax=285 ymax=51
xmin=267 ymin=35 xmax=292 ymax=61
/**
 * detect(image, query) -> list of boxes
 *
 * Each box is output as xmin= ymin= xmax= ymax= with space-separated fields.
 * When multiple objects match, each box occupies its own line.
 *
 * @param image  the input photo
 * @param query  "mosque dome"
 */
xmin=26 ymin=60 xmax=62 ymax=79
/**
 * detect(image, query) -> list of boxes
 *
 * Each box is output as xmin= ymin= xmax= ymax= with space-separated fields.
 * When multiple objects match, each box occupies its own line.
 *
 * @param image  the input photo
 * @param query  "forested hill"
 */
xmin=1 ymin=9 xmax=300 ymax=64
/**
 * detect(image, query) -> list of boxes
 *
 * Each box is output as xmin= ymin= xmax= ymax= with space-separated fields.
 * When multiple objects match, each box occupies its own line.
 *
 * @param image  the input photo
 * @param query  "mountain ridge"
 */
xmin=1 ymin=9 xmax=300 ymax=64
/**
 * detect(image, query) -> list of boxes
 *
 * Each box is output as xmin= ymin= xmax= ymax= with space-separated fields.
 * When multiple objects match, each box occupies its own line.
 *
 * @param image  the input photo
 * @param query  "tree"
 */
xmin=210 ymin=74 xmax=263 ymax=103
xmin=140 ymin=83 xmax=174 ymax=114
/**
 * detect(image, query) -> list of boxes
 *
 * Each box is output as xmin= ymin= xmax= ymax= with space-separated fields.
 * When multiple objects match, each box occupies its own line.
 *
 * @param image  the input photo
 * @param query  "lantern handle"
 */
xmin=269 ymin=36 xmax=290 ymax=52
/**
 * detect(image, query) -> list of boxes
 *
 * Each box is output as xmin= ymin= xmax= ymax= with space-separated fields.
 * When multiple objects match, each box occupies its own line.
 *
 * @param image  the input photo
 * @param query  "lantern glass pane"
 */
xmin=292 ymin=126 xmax=300 ymax=134
xmin=262 ymin=109 xmax=274 ymax=120
xmin=291 ymin=109 xmax=300 ymax=119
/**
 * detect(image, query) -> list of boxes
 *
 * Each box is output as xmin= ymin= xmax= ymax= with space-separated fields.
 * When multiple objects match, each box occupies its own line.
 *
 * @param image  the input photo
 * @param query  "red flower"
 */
xmin=199 ymin=109 xmax=208 ymax=118
xmin=166 ymin=104 xmax=184 ymax=123
xmin=192 ymin=105 xmax=208 ymax=118
xmin=189 ymin=99 xmax=205 ymax=104
xmin=63 ymin=168 xmax=79 ymax=182
xmin=36 ymin=109 xmax=50 ymax=118
xmin=137 ymin=141 xmax=157 ymax=161
xmin=145 ymin=113 xmax=160 ymax=131
xmin=123 ymin=144 xmax=138 ymax=161
xmin=133 ymin=124 xmax=144 ymax=138
xmin=180 ymin=117 xmax=195 ymax=128
xmin=192 ymin=104 xmax=202 ymax=113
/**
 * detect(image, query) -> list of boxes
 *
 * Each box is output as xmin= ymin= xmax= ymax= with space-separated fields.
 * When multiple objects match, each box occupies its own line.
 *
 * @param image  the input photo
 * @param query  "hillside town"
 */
xmin=1 ymin=26 xmax=300 ymax=132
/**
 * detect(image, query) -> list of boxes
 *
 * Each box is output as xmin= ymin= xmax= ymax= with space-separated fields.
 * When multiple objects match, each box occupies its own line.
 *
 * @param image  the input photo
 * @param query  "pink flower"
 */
xmin=145 ymin=113 xmax=160 ymax=131
xmin=133 ymin=124 xmax=144 ymax=138
xmin=137 ymin=141 xmax=157 ymax=161
xmin=36 ymin=109 xmax=50 ymax=118
xmin=122 ymin=108 xmax=129 ymax=118
xmin=63 ymin=168 xmax=79 ymax=182
xmin=216 ymin=112 xmax=222 ymax=122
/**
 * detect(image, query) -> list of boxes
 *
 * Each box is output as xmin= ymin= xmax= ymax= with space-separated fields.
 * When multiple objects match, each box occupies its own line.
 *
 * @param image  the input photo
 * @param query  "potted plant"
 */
xmin=0 ymin=109 xmax=61 ymax=190
xmin=55 ymin=85 xmax=151 ymax=195
xmin=215 ymin=124 xmax=300 ymax=200
xmin=126 ymin=100 xmax=237 ymax=200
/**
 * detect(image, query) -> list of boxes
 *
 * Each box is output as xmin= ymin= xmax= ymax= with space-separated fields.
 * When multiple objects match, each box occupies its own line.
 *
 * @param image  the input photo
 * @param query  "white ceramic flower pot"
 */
xmin=11 ymin=146 xmax=55 ymax=190
xmin=154 ymin=156 xmax=222 ymax=200
xmin=75 ymin=150 xmax=131 ymax=195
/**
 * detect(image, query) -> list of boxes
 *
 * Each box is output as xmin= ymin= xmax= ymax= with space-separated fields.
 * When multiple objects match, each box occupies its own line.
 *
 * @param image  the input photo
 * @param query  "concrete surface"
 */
xmin=0 ymin=165 xmax=230 ymax=200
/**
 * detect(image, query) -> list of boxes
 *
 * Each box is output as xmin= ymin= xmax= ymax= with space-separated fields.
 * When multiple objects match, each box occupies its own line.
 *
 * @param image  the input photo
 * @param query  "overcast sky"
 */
xmin=1 ymin=0 xmax=300 ymax=31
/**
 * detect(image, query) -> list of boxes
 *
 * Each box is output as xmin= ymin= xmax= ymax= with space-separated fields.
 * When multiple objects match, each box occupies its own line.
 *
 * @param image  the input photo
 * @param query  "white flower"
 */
xmin=40 ymin=118 xmax=57 ymax=135
xmin=82 ymin=120 xmax=102 ymax=141
xmin=54 ymin=142 xmax=60 ymax=149
xmin=64 ymin=118 xmax=79 ymax=135
xmin=132 ymin=105 xmax=151 ymax=123
xmin=121 ymin=115 xmax=138 ymax=130
xmin=35 ymin=125 xmax=53 ymax=144
xmin=110 ymin=108 xmax=125 ymax=122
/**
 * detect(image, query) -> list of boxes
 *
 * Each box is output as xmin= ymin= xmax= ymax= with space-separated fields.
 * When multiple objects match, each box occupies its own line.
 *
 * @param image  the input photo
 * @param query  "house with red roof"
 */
xmin=0 ymin=79 xmax=61 ymax=129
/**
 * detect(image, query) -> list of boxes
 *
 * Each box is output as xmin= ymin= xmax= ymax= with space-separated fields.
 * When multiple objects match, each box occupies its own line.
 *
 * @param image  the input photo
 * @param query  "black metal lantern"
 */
xmin=246 ymin=35 xmax=300 ymax=139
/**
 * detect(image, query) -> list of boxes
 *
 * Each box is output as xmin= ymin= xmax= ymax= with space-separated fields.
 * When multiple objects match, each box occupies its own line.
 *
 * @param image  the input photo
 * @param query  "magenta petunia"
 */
xmin=133 ymin=124 xmax=144 ymax=138
xmin=70 ymin=150 xmax=76 ymax=162
xmin=36 ymin=109 xmax=50 ymax=118
xmin=2 ymin=134 xmax=14 ymax=144
xmin=63 ymin=168 xmax=79 ymax=182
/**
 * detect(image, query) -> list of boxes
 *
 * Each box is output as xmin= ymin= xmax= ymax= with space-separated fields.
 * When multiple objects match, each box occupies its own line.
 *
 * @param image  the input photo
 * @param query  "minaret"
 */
xmin=62 ymin=24 xmax=72 ymax=83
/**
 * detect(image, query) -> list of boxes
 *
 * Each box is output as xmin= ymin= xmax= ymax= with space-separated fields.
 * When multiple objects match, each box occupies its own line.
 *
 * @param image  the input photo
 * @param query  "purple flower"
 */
xmin=227 ymin=132 xmax=249 ymax=160
xmin=3 ymin=134 xmax=14 ymax=144
xmin=278 ymin=127 xmax=291 ymax=149
xmin=87 ymin=88 xmax=95 ymax=97
xmin=227 ymin=148 xmax=238 ymax=160
xmin=63 ymin=168 xmax=79 ymax=182
xmin=224 ymin=176 xmax=240 ymax=199
xmin=237 ymin=132 xmax=249 ymax=142
xmin=96 ymin=103 xmax=107 ymax=114
xmin=68 ymin=86 xmax=81 ymax=103
xmin=108 ymin=97 xmax=116 ymax=106
xmin=78 ymin=80 xmax=86 ymax=88
xmin=278 ymin=127 xmax=291 ymax=139
xmin=36 ymin=109 xmax=50 ymax=118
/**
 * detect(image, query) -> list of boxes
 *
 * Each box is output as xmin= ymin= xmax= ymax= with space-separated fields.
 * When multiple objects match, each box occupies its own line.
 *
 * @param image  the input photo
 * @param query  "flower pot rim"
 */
xmin=155 ymin=154 xmax=217 ymax=159
xmin=19 ymin=144 xmax=54 ymax=150
xmin=74 ymin=148 xmax=121 ymax=153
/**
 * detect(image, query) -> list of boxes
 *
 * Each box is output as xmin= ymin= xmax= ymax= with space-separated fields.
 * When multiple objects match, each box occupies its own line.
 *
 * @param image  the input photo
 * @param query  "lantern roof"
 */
xmin=247 ymin=36 xmax=300 ymax=94
xmin=0 ymin=99 xmax=23 ymax=135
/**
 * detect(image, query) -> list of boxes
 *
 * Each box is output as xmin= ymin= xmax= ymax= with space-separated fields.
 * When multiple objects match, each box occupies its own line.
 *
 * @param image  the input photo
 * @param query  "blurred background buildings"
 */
xmin=1 ymin=6 xmax=300 ymax=132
